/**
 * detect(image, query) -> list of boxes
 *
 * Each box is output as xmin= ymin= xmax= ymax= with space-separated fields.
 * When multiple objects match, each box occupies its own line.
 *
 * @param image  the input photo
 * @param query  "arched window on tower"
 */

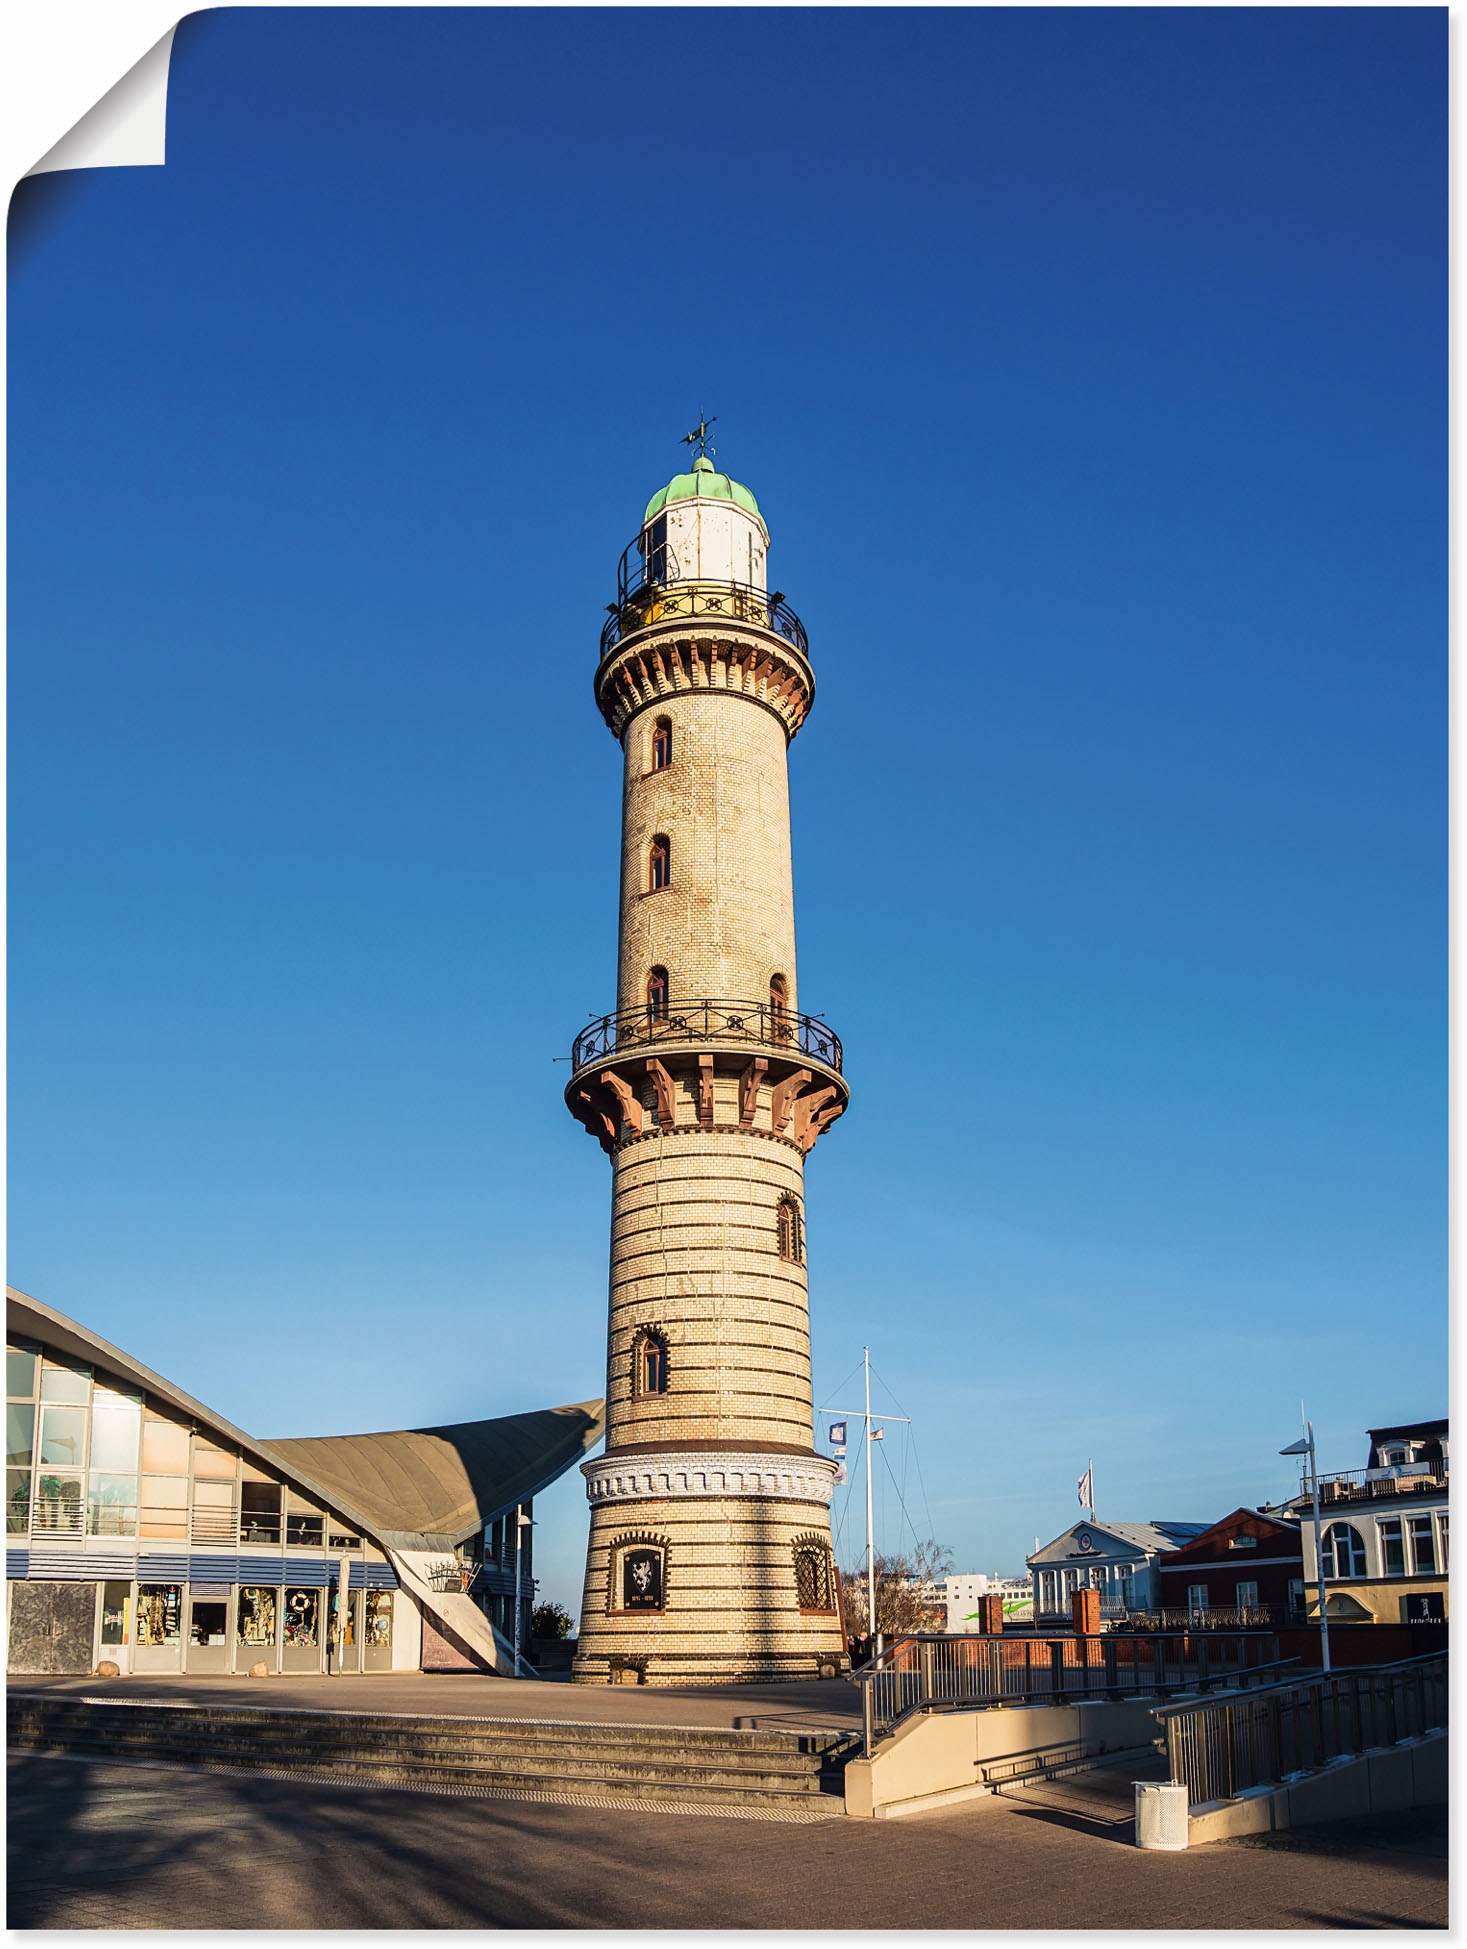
xmin=652 ymin=718 xmax=673 ymax=771
xmin=633 ymin=1330 xmax=668 ymax=1396
xmin=769 ymin=974 xmax=790 ymax=1042
xmin=777 ymin=1196 xmax=804 ymax=1264
xmin=650 ymin=836 xmax=671 ymax=892
xmin=793 ymin=1538 xmax=834 ymax=1612
xmin=647 ymin=967 xmax=670 ymax=1022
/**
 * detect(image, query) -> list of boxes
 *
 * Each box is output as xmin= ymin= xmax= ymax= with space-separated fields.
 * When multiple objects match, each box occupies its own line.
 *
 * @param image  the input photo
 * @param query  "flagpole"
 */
xmin=1089 ymin=1457 xmax=1095 ymax=1523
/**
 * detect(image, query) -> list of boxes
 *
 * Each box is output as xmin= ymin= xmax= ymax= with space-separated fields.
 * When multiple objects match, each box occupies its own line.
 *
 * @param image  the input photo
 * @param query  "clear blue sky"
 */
xmin=9 ymin=7 xmax=1444 ymax=1617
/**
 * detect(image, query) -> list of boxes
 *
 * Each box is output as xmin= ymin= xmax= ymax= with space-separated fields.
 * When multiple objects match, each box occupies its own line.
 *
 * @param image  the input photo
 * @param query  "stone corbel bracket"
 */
xmin=594 ymin=623 xmax=816 ymax=744
xmin=567 ymin=1047 xmax=848 ymax=1157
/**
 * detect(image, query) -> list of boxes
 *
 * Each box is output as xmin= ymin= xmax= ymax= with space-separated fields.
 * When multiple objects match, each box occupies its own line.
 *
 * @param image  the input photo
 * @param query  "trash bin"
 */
xmin=1134 ymin=1780 xmax=1189 ymax=1850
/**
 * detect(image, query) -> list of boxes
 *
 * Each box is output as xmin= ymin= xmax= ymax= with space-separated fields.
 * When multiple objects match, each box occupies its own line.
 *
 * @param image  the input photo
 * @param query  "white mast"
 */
xmin=829 ymin=1347 xmax=908 ymax=1661
xmin=865 ymin=1346 xmax=877 ymax=1658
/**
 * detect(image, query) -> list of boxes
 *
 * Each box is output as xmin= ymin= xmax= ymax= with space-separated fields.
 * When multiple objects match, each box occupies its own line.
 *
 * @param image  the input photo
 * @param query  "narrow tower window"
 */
xmin=633 ymin=1330 xmax=668 ymax=1396
xmin=769 ymin=974 xmax=790 ymax=1041
xmin=650 ymin=837 xmax=671 ymax=891
xmin=652 ymin=718 xmax=673 ymax=771
xmin=646 ymin=967 xmax=670 ymax=1022
xmin=777 ymin=1196 xmax=804 ymax=1264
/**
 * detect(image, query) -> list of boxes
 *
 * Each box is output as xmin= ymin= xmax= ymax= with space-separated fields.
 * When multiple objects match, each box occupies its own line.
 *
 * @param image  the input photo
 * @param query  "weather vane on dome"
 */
xmin=681 ymin=414 xmax=717 ymax=462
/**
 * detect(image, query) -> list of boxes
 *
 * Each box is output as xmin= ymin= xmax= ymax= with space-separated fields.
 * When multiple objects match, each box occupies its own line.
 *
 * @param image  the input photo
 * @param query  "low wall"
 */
xmin=1186 ymin=1730 xmax=1446 ymax=1844
xmin=844 ymin=1699 xmax=1160 ymax=1819
xmin=1274 ymin=1621 xmax=1447 ymax=1669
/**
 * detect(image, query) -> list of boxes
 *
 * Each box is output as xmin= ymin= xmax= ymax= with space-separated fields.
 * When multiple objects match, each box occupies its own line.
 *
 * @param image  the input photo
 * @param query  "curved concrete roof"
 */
xmin=263 ymin=1405 xmax=604 ymax=1552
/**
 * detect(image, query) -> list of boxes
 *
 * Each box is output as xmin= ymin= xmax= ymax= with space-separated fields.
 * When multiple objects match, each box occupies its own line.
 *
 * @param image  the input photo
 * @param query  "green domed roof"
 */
xmin=643 ymin=454 xmax=761 ymax=524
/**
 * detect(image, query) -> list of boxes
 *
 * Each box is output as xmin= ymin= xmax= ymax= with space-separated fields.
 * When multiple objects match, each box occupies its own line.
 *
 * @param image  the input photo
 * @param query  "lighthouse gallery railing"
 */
xmin=599 ymin=579 xmax=809 ymax=660
xmin=571 ymin=999 xmax=841 ymax=1075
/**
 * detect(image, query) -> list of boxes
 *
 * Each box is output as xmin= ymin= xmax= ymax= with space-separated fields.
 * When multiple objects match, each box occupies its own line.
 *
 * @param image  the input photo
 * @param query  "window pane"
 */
xmin=364 ymin=1591 xmax=393 ymax=1648
xmin=6 ymin=1403 xmax=35 ymax=1468
xmin=140 ymin=1420 xmax=190 ymax=1474
xmin=1409 ymin=1517 xmax=1437 ymax=1575
xmin=140 ymin=1475 xmax=188 ymax=1537
xmin=39 ymin=1364 xmax=90 ymax=1404
xmin=100 ymin=1581 xmax=130 ymax=1646
xmin=38 ymin=1406 xmax=87 ymax=1468
xmin=92 ymin=1383 xmax=143 ymax=1410
xmin=90 ymin=1409 xmax=141 ymax=1471
xmin=286 ymin=1514 xmax=324 ymax=1547
xmin=1379 ymin=1519 xmax=1405 ymax=1576
xmin=7 ymin=1469 xmax=30 ymax=1534
xmin=88 ymin=1474 xmax=138 ymax=1536
xmin=284 ymin=1588 xmax=320 ymax=1647
xmin=241 ymin=1482 xmax=281 ymax=1541
xmin=136 ymin=1584 xmax=182 ymax=1646
xmin=6 ymin=1349 xmax=36 ymax=1399
xmin=191 ymin=1440 xmax=236 ymax=1481
xmin=237 ymin=1587 xmax=278 ymax=1645
xmin=34 ymin=1474 xmax=82 ymax=1531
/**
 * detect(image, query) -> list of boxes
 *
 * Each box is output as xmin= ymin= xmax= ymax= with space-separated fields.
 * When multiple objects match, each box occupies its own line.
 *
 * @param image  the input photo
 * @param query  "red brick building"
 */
xmin=1154 ymin=1508 xmax=1304 ymax=1625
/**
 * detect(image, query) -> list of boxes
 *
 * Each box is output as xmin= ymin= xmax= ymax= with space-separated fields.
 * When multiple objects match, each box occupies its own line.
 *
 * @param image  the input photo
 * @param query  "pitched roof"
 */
xmin=1029 ymin=1517 xmax=1210 ymax=1562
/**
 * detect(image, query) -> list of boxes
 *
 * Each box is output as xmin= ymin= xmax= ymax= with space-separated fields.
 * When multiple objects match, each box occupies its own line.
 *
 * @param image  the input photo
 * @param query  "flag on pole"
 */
xmin=1077 ymin=1465 xmax=1093 ymax=1511
xmin=829 ymin=1421 xmax=847 ymax=1449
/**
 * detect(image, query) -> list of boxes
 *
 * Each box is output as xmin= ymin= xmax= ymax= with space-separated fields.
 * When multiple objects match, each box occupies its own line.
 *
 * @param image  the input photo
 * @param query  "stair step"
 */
xmin=7 ymin=1699 xmax=857 ymax=1808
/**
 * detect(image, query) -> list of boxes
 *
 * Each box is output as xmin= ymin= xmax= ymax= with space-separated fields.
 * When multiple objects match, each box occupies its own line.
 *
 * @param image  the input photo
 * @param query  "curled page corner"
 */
xmin=26 ymin=24 xmax=177 ymax=177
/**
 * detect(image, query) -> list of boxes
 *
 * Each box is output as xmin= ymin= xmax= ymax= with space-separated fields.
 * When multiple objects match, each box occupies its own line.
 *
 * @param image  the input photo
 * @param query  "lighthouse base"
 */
xmin=572 ymin=1469 xmax=848 ymax=1687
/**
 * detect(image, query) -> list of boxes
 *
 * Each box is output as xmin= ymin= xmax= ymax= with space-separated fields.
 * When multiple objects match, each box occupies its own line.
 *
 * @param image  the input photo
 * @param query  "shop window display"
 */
xmin=364 ymin=1590 xmax=393 ymax=1648
xmin=284 ymin=1588 xmax=319 ymax=1647
xmin=136 ymin=1584 xmax=182 ymax=1646
xmin=237 ymin=1586 xmax=277 ymax=1648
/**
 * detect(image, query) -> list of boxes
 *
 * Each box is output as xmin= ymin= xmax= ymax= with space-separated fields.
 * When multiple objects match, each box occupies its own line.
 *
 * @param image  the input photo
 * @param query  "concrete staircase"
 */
xmin=7 ymin=1692 xmax=858 ymax=1812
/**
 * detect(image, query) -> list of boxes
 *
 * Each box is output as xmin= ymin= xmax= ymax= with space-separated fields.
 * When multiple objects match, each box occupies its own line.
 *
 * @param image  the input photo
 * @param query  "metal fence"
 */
xmin=852 ymin=1631 xmax=1287 ymax=1756
xmin=1153 ymin=1653 xmax=1447 ymax=1807
xmin=599 ymin=578 xmax=809 ymax=660
xmin=571 ymin=997 xmax=842 ymax=1074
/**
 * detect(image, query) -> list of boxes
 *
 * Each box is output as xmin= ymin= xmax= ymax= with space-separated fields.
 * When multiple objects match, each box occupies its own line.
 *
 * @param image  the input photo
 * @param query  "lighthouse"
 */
xmin=565 ymin=440 xmax=850 ymax=1686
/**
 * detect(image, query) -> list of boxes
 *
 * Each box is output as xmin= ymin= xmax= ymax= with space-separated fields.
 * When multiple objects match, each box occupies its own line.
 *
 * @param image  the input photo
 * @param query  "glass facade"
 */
xmin=5 ymin=1333 xmax=399 ymax=1676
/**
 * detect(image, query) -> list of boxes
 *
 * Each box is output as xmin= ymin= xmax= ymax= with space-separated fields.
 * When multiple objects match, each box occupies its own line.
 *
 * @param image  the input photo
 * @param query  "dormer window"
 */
xmin=1229 ymin=1535 xmax=1257 ymax=1549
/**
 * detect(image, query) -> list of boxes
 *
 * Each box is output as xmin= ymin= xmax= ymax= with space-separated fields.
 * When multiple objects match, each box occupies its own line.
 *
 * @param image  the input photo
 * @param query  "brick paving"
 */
xmin=7 ymin=1751 xmax=1447 ymax=1930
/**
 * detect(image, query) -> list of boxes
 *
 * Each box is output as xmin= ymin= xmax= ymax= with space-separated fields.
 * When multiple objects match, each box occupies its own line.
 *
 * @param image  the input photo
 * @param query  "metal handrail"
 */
xmin=571 ymin=998 xmax=841 ymax=1075
xmin=851 ymin=1630 xmax=1284 ymax=1758
xmin=1154 ymin=1653 xmax=1447 ymax=1807
xmin=599 ymin=578 xmax=808 ymax=660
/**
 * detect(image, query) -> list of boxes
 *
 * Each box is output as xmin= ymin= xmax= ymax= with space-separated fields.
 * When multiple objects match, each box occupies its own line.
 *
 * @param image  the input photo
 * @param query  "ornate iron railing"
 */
xmin=571 ymin=998 xmax=841 ymax=1074
xmin=1154 ymin=1654 xmax=1447 ymax=1807
xmin=599 ymin=579 xmax=808 ymax=660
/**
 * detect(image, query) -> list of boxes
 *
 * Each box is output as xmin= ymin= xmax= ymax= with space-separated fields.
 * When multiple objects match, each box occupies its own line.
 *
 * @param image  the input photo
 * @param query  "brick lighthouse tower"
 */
xmin=565 ymin=435 xmax=850 ymax=1686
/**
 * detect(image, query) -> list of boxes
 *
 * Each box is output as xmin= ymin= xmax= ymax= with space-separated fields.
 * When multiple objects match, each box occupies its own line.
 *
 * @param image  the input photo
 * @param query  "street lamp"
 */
xmin=1281 ymin=1417 xmax=1331 ymax=1674
xmin=512 ymin=1507 xmax=535 ymax=1676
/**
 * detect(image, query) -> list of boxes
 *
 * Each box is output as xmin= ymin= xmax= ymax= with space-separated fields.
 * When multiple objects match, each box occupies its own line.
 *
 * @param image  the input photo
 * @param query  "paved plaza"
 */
xmin=7 ymin=1747 xmax=1447 ymax=1930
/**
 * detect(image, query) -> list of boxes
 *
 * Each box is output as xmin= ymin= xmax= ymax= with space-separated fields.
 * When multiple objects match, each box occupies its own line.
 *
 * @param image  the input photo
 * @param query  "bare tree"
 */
xmin=839 ymin=1539 xmax=953 ymax=1641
